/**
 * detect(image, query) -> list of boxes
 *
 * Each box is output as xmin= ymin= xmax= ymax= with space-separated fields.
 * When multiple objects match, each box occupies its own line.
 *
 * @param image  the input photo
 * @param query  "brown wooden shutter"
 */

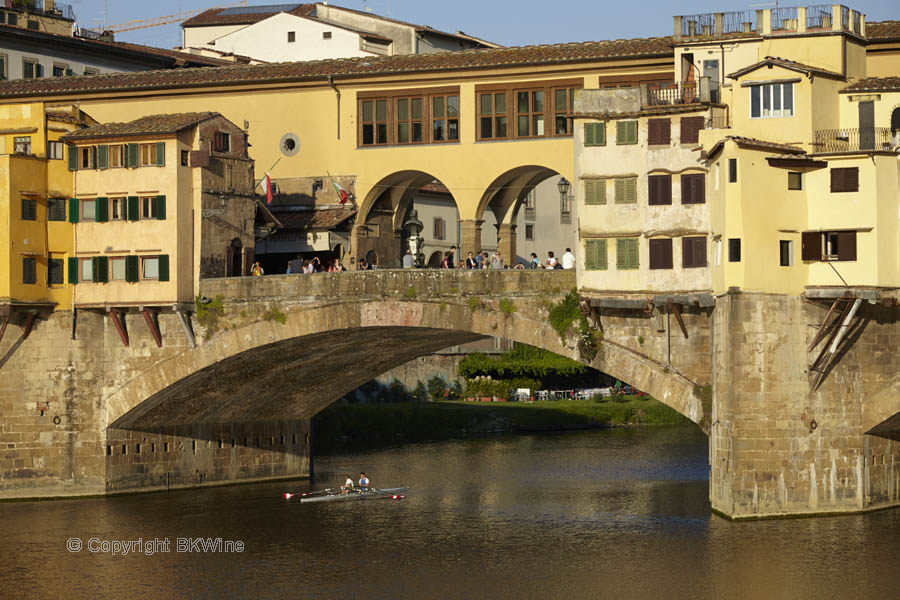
xmin=680 ymin=116 xmax=704 ymax=144
xmin=649 ymin=238 xmax=672 ymax=269
xmin=648 ymin=176 xmax=658 ymax=205
xmin=830 ymin=167 xmax=859 ymax=193
xmin=682 ymin=174 xmax=706 ymax=204
xmin=801 ymin=231 xmax=821 ymax=261
xmin=837 ymin=231 xmax=857 ymax=261
xmin=682 ymin=237 xmax=707 ymax=268
xmin=648 ymin=118 xmax=670 ymax=145
xmin=648 ymin=175 xmax=672 ymax=206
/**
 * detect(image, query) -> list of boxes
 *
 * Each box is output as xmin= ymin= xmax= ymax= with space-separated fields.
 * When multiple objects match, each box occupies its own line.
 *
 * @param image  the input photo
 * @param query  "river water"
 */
xmin=3 ymin=426 xmax=900 ymax=599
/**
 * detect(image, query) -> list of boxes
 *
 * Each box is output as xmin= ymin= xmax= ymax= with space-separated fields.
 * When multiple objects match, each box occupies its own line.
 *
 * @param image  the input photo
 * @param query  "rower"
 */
xmin=358 ymin=472 xmax=370 ymax=491
xmin=341 ymin=475 xmax=354 ymax=494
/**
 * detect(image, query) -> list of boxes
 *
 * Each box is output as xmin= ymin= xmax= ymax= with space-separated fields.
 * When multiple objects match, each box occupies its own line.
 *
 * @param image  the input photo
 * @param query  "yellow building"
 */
xmin=0 ymin=102 xmax=91 ymax=332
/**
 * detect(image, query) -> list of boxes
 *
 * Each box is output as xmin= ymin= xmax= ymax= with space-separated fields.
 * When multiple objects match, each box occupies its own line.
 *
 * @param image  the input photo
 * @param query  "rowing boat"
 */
xmin=296 ymin=487 xmax=408 ymax=504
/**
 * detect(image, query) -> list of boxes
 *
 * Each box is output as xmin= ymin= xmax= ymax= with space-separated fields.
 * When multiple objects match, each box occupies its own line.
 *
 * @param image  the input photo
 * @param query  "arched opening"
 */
xmin=364 ymin=250 xmax=379 ymax=269
xmin=426 ymin=250 xmax=443 ymax=268
xmin=226 ymin=238 xmax=243 ymax=276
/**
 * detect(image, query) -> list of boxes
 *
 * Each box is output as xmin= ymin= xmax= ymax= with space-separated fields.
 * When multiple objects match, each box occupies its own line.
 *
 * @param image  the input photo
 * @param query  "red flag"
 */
xmin=328 ymin=172 xmax=349 ymax=205
xmin=264 ymin=172 xmax=273 ymax=205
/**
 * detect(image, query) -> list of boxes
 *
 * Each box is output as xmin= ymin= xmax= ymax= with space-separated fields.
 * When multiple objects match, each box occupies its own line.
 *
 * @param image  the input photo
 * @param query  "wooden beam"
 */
xmin=669 ymin=301 xmax=689 ymax=339
xmin=807 ymin=297 xmax=843 ymax=352
xmin=0 ymin=313 xmax=9 ymax=346
xmin=108 ymin=309 xmax=129 ymax=347
xmin=142 ymin=309 xmax=162 ymax=348
xmin=809 ymin=300 xmax=852 ymax=375
xmin=21 ymin=312 xmax=36 ymax=339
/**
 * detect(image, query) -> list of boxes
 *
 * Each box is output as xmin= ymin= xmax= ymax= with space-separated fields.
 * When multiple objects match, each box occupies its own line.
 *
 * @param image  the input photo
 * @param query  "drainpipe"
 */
xmin=328 ymin=75 xmax=340 ymax=140
xmin=665 ymin=304 xmax=671 ymax=365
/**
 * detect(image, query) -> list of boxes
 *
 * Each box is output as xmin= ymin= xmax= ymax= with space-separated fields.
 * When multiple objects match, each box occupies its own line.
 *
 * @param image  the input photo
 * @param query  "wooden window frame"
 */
xmin=395 ymin=96 xmax=425 ymax=145
xmin=140 ymin=196 xmax=158 ymax=220
xmin=552 ymin=87 xmax=576 ymax=136
xmin=287 ymin=31 xmax=296 ymax=43
xmin=20 ymin=198 xmax=36 ymax=221
xmin=779 ymin=240 xmax=794 ymax=266
xmin=750 ymin=82 xmax=794 ymax=119
xmin=479 ymin=90 xmax=509 ymax=140
xmin=22 ymin=257 xmax=36 ymax=285
xmin=682 ymin=236 xmax=708 ymax=268
xmin=48 ymin=198 xmax=66 ymax=222
xmin=525 ymin=224 xmax=535 ymax=241
xmin=48 ymin=258 xmax=64 ymax=286
xmin=79 ymin=146 xmax=96 ymax=169
xmin=108 ymin=144 xmax=125 ymax=168
xmin=52 ymin=62 xmax=67 ymax=77
xmin=109 ymin=257 xmax=127 ymax=281
xmin=647 ymin=118 xmax=671 ymax=145
xmin=584 ymin=239 xmax=608 ymax=271
xmin=433 ymin=216 xmax=446 ymax=241
xmin=213 ymin=132 xmax=230 ymax=153
xmin=681 ymin=173 xmax=706 ymax=204
xmin=110 ymin=197 xmax=127 ymax=221
xmin=788 ymin=172 xmax=802 ymax=190
xmin=475 ymin=79 xmax=582 ymax=142
xmin=830 ymin=167 xmax=859 ymax=193
xmin=80 ymin=199 xmax=97 ymax=222
xmin=22 ymin=58 xmax=42 ymax=79
xmin=802 ymin=231 xmax=857 ymax=262
xmin=648 ymin=174 xmax=672 ymax=206
xmin=359 ymin=97 xmax=389 ymax=146
xmin=141 ymin=256 xmax=160 ymax=281
xmin=78 ymin=257 xmax=94 ymax=283
xmin=139 ymin=143 xmax=156 ymax=166
xmin=431 ymin=93 xmax=460 ymax=143
xmin=48 ymin=140 xmax=64 ymax=160
xmin=13 ymin=136 xmax=31 ymax=154
xmin=358 ymin=87 xmax=461 ymax=148
xmin=584 ymin=122 xmax=606 ymax=146
xmin=515 ymin=88 xmax=546 ymax=139
xmin=649 ymin=238 xmax=673 ymax=269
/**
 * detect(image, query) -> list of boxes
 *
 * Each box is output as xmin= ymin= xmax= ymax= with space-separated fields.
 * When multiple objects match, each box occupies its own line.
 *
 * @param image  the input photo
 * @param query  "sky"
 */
xmin=68 ymin=0 xmax=899 ymax=50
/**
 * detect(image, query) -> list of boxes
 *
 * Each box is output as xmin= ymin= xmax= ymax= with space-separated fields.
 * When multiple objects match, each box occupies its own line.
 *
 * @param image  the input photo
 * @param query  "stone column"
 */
xmin=459 ymin=219 xmax=483 ymax=261
xmin=496 ymin=223 xmax=517 ymax=267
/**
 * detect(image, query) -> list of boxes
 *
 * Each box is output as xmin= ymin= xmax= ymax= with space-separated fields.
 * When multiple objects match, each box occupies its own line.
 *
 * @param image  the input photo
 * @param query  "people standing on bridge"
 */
xmin=466 ymin=251 xmax=477 ymax=269
xmin=474 ymin=251 xmax=484 ymax=269
xmin=562 ymin=248 xmax=576 ymax=270
xmin=481 ymin=251 xmax=491 ymax=269
xmin=333 ymin=259 xmax=347 ymax=272
xmin=357 ymin=259 xmax=368 ymax=271
xmin=545 ymin=252 xmax=558 ymax=269
xmin=447 ymin=246 xmax=456 ymax=268
xmin=288 ymin=254 xmax=303 ymax=275
xmin=358 ymin=472 xmax=370 ymax=490
xmin=490 ymin=251 xmax=503 ymax=270
xmin=528 ymin=253 xmax=540 ymax=269
xmin=441 ymin=251 xmax=452 ymax=269
xmin=250 ymin=261 xmax=263 ymax=276
xmin=403 ymin=249 xmax=415 ymax=269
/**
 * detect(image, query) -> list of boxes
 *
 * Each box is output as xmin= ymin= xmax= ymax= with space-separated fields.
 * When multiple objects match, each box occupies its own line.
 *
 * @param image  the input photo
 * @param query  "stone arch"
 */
xmin=105 ymin=294 xmax=704 ymax=432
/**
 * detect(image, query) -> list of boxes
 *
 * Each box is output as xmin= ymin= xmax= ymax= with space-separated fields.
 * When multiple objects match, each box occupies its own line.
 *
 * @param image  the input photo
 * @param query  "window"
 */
xmin=21 ymin=198 xmax=36 ymax=220
xmin=48 ymin=198 xmax=66 ymax=221
xmin=728 ymin=158 xmax=737 ymax=183
xmin=681 ymin=173 xmax=705 ymax=204
xmin=48 ymin=141 xmax=64 ymax=159
xmin=287 ymin=31 xmax=296 ymax=42
xmin=213 ymin=132 xmax=230 ymax=153
xmin=79 ymin=258 xmax=94 ymax=282
xmin=396 ymin=97 xmax=424 ymax=144
xmin=323 ymin=31 xmax=332 ymax=39
xmin=524 ymin=191 xmax=535 ymax=220
xmin=750 ymin=83 xmax=794 ymax=118
xmin=779 ymin=240 xmax=794 ymax=266
xmin=584 ymin=239 xmax=608 ymax=270
xmin=614 ymin=177 xmax=637 ymax=204
xmin=648 ymin=175 xmax=672 ymax=205
xmin=728 ymin=238 xmax=741 ymax=262
xmin=649 ymin=238 xmax=673 ymax=269
xmin=0 ymin=53 xmax=6 ymax=80
xmin=7 ymin=12 xmax=16 ymax=26
xmin=432 ymin=94 xmax=459 ymax=142
xmin=433 ymin=217 xmax=446 ymax=240
xmin=181 ymin=150 xmax=189 ymax=166
xmin=788 ymin=172 xmax=802 ymax=190
xmin=110 ymin=197 xmax=126 ymax=221
xmin=23 ymin=258 xmax=36 ymax=285
xmin=108 ymin=145 xmax=125 ymax=168
xmin=80 ymin=199 xmax=96 ymax=222
xmin=142 ymin=257 xmax=160 ymax=280
xmin=584 ymin=179 xmax=606 ymax=205
xmin=140 ymin=143 xmax=155 ymax=165
xmin=80 ymin=146 xmax=96 ymax=169
xmin=682 ymin=237 xmax=707 ymax=268
xmin=616 ymin=238 xmax=639 ymax=270
xmin=14 ymin=136 xmax=31 ymax=154
xmin=680 ymin=116 xmax=704 ymax=144
xmin=647 ymin=118 xmax=671 ymax=145
xmin=361 ymin=98 xmax=388 ymax=145
xmin=23 ymin=59 xmax=43 ymax=79
xmin=27 ymin=19 xmax=38 ymax=30
xmin=52 ymin=64 xmax=67 ymax=77
xmin=141 ymin=197 xmax=158 ymax=220
xmin=616 ymin=121 xmax=638 ymax=145
xmin=48 ymin=259 xmax=64 ymax=285
xmin=584 ymin=122 xmax=606 ymax=146
xmin=516 ymin=89 xmax=544 ymax=137
xmin=110 ymin=257 xmax=127 ymax=281
xmin=830 ymin=167 xmax=859 ymax=193
xmin=525 ymin=224 xmax=534 ymax=240
xmin=552 ymin=87 xmax=575 ymax=135
xmin=802 ymin=231 xmax=857 ymax=262
xmin=479 ymin=91 xmax=508 ymax=139
xmin=84 ymin=68 xmax=99 ymax=76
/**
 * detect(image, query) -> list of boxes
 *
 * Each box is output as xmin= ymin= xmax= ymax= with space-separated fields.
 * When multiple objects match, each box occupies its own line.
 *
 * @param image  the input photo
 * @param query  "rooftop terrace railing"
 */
xmin=675 ymin=5 xmax=865 ymax=40
xmin=771 ymin=6 xmax=799 ymax=32
xmin=645 ymin=81 xmax=701 ymax=106
xmin=3 ymin=1 xmax=76 ymax=21
xmin=814 ymin=128 xmax=895 ymax=153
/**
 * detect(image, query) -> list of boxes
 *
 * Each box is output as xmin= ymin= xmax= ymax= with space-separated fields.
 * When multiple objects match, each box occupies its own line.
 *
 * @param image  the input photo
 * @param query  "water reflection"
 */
xmin=3 ymin=426 xmax=900 ymax=599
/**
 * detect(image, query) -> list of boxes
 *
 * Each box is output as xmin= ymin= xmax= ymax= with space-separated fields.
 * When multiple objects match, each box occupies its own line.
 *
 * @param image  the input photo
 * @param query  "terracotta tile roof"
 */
xmin=867 ymin=20 xmax=900 ymax=40
xmin=61 ymin=112 xmax=219 ymax=140
xmin=841 ymin=77 xmax=900 ymax=93
xmin=728 ymin=55 xmax=844 ymax=80
xmin=271 ymin=207 xmax=356 ymax=229
xmin=706 ymin=135 xmax=806 ymax=159
xmin=0 ymin=24 xmax=234 ymax=67
xmin=0 ymin=36 xmax=674 ymax=99
xmin=182 ymin=4 xmax=316 ymax=27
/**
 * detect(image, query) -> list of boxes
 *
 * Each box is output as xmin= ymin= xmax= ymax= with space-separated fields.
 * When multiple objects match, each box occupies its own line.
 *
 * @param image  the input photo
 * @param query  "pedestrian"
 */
xmin=481 ymin=251 xmax=490 ymax=269
xmin=447 ymin=245 xmax=456 ymax=269
xmin=357 ymin=259 xmax=368 ymax=271
xmin=402 ymin=249 xmax=415 ymax=269
xmin=465 ymin=251 xmax=477 ymax=269
xmin=474 ymin=251 xmax=484 ymax=269
xmin=441 ymin=251 xmax=452 ymax=269
xmin=562 ymin=247 xmax=576 ymax=270
xmin=490 ymin=250 xmax=503 ymax=270
xmin=288 ymin=254 xmax=302 ymax=275
xmin=528 ymin=252 xmax=539 ymax=269
xmin=334 ymin=259 xmax=347 ymax=272
xmin=545 ymin=251 xmax=558 ymax=269
xmin=250 ymin=261 xmax=263 ymax=276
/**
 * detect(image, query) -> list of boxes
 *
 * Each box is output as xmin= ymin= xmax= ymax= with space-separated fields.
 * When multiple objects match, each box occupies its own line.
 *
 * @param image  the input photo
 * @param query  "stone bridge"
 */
xmin=3 ymin=270 xmax=900 ymax=520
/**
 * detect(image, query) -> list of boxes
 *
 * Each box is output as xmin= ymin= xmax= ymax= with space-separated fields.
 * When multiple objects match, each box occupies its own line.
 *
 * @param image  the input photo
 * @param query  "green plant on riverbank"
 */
xmin=194 ymin=295 xmax=224 ymax=339
xmin=548 ymin=288 xmax=600 ymax=360
xmin=458 ymin=343 xmax=585 ymax=380
xmin=499 ymin=298 xmax=516 ymax=315
xmin=468 ymin=297 xmax=481 ymax=311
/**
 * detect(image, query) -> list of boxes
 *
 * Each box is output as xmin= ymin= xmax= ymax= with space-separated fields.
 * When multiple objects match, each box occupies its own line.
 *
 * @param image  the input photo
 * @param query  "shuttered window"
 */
xmin=649 ymin=238 xmax=673 ymax=269
xmin=803 ymin=231 xmax=858 ymax=262
xmin=728 ymin=238 xmax=741 ymax=262
xmin=584 ymin=123 xmax=606 ymax=146
xmin=830 ymin=167 xmax=859 ymax=193
xmin=682 ymin=237 xmax=708 ymax=268
xmin=21 ymin=198 xmax=36 ymax=220
xmin=616 ymin=238 xmax=639 ymax=270
xmin=584 ymin=239 xmax=608 ymax=270
xmin=648 ymin=175 xmax=672 ymax=205
xmin=681 ymin=173 xmax=706 ymax=204
xmin=680 ymin=116 xmax=704 ymax=144
xmin=48 ymin=198 xmax=66 ymax=221
xmin=433 ymin=217 xmax=446 ymax=240
xmin=614 ymin=177 xmax=637 ymax=204
xmin=801 ymin=231 xmax=821 ymax=261
xmin=584 ymin=179 xmax=606 ymax=205
xmin=22 ymin=258 xmax=36 ymax=284
xmin=647 ymin=118 xmax=670 ymax=145
xmin=48 ymin=259 xmax=64 ymax=285
xmin=125 ymin=256 xmax=139 ymax=282
xmin=616 ymin=121 xmax=637 ymax=145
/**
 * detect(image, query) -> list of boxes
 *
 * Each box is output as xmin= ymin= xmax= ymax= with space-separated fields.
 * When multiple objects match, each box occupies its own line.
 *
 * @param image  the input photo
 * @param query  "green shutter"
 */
xmin=125 ymin=255 xmax=139 ymax=283
xmin=585 ymin=123 xmax=606 ymax=147
xmin=67 ymin=145 xmax=77 ymax=171
xmin=616 ymin=121 xmax=637 ymax=145
xmin=95 ymin=197 xmax=108 ymax=222
xmin=95 ymin=256 xmax=108 ymax=283
xmin=68 ymin=197 xmax=79 ymax=223
xmin=97 ymin=145 xmax=108 ymax=169
xmin=616 ymin=238 xmax=639 ymax=270
xmin=584 ymin=179 xmax=606 ymax=205
xmin=127 ymin=143 xmax=139 ymax=167
xmin=626 ymin=178 xmax=637 ymax=204
xmin=127 ymin=196 xmax=139 ymax=221
xmin=155 ymin=195 xmax=166 ymax=220
xmin=67 ymin=257 xmax=78 ymax=284
xmin=158 ymin=254 xmax=170 ymax=282
xmin=155 ymin=142 xmax=165 ymax=166
xmin=584 ymin=239 xmax=608 ymax=270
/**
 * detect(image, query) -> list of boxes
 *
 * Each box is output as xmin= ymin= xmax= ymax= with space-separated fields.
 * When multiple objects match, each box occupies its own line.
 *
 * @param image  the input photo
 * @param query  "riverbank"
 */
xmin=312 ymin=397 xmax=690 ymax=452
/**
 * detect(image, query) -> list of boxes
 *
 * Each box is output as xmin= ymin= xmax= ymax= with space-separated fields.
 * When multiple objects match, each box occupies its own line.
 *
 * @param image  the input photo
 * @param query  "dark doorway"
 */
xmin=891 ymin=108 xmax=900 ymax=142
xmin=859 ymin=101 xmax=875 ymax=150
xmin=227 ymin=238 xmax=243 ymax=276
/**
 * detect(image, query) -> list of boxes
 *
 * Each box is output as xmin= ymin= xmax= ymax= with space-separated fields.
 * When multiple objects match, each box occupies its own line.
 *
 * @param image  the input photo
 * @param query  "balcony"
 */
xmin=645 ymin=81 xmax=702 ymax=106
xmin=674 ymin=4 xmax=865 ymax=40
xmin=3 ymin=1 xmax=76 ymax=21
xmin=813 ymin=128 xmax=896 ymax=153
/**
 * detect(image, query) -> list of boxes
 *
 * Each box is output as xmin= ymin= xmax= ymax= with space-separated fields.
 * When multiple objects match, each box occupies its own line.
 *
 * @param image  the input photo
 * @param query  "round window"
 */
xmin=280 ymin=133 xmax=300 ymax=157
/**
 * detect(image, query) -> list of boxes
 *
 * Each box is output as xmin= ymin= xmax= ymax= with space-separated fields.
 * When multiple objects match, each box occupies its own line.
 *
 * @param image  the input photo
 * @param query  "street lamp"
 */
xmin=402 ymin=209 xmax=424 ymax=267
xmin=557 ymin=177 xmax=571 ymax=222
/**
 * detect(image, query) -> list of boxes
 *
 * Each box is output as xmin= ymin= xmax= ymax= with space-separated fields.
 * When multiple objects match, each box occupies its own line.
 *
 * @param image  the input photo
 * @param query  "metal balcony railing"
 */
xmin=645 ymin=81 xmax=701 ymax=106
xmin=806 ymin=4 xmax=833 ymax=29
xmin=3 ymin=0 xmax=76 ymax=21
xmin=771 ymin=6 xmax=799 ymax=32
xmin=814 ymin=128 xmax=895 ymax=153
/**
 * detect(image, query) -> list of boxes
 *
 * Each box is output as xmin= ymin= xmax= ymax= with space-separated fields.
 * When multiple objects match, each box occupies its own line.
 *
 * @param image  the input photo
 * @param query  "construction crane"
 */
xmin=98 ymin=2 xmax=248 ymax=34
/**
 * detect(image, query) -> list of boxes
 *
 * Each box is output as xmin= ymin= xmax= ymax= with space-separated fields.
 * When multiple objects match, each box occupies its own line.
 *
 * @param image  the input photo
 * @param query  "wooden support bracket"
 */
xmin=142 ymin=309 xmax=162 ymax=348
xmin=108 ymin=309 xmax=129 ymax=347
xmin=0 ymin=313 xmax=9 ymax=346
xmin=807 ymin=297 xmax=844 ymax=352
xmin=809 ymin=299 xmax=852 ymax=375
xmin=21 ymin=312 xmax=35 ymax=340
xmin=669 ymin=301 xmax=689 ymax=339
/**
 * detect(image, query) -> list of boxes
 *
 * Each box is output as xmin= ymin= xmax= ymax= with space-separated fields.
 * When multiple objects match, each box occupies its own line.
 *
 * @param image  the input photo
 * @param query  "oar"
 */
xmin=282 ymin=488 xmax=334 ymax=500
